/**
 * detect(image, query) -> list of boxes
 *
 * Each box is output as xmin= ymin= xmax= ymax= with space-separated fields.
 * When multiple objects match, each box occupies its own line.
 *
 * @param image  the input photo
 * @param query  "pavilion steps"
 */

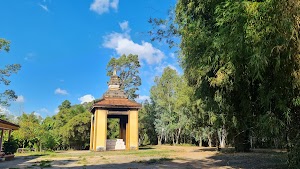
xmin=106 ymin=139 xmax=126 ymax=150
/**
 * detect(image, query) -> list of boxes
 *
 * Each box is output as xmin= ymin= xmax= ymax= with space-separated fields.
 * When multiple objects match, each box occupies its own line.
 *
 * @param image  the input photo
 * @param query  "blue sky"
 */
xmin=0 ymin=0 xmax=180 ymax=118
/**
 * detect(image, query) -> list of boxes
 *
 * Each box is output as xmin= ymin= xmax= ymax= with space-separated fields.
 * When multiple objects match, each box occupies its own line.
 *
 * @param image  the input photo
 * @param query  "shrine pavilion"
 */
xmin=90 ymin=69 xmax=141 ymax=151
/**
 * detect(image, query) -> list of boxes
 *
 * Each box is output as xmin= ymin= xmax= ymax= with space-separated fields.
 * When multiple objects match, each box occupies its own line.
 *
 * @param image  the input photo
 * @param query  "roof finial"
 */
xmin=113 ymin=66 xmax=117 ymax=76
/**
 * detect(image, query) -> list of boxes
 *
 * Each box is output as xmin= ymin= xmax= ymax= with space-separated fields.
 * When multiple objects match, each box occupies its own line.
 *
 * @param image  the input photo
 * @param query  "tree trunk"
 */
xmin=175 ymin=128 xmax=181 ymax=145
xmin=199 ymin=136 xmax=203 ymax=147
xmin=157 ymin=136 xmax=162 ymax=145
xmin=164 ymin=134 xmax=167 ymax=143
xmin=273 ymin=138 xmax=279 ymax=149
xmin=172 ymin=135 xmax=175 ymax=145
xmin=219 ymin=126 xmax=227 ymax=148
xmin=250 ymin=136 xmax=253 ymax=149
xmin=39 ymin=142 xmax=42 ymax=152
xmin=208 ymin=135 xmax=212 ymax=147
xmin=220 ymin=137 xmax=226 ymax=148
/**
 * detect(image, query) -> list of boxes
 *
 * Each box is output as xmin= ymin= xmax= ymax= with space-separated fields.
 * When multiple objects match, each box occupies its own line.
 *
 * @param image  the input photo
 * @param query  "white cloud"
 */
xmin=24 ymin=52 xmax=35 ymax=61
xmin=90 ymin=0 xmax=119 ymax=15
xmin=35 ymin=108 xmax=49 ymax=117
xmin=33 ymin=112 xmax=42 ymax=117
xmin=54 ymin=108 xmax=59 ymax=114
xmin=39 ymin=4 xmax=49 ymax=12
xmin=0 ymin=106 xmax=11 ymax=115
xmin=15 ymin=95 xmax=25 ymax=103
xmin=78 ymin=94 xmax=95 ymax=104
xmin=103 ymin=22 xmax=165 ymax=64
xmin=38 ymin=108 xmax=49 ymax=113
xmin=136 ymin=95 xmax=150 ymax=103
xmin=167 ymin=64 xmax=179 ymax=72
xmin=110 ymin=0 xmax=119 ymax=9
xmin=119 ymin=21 xmax=130 ymax=32
xmin=55 ymin=88 xmax=68 ymax=95
xmin=0 ymin=106 xmax=18 ymax=123
xmin=169 ymin=52 xmax=175 ymax=59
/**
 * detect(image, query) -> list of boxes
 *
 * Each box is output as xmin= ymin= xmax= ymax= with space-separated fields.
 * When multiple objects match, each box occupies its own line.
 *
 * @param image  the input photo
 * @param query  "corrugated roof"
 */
xmin=0 ymin=119 xmax=20 ymax=130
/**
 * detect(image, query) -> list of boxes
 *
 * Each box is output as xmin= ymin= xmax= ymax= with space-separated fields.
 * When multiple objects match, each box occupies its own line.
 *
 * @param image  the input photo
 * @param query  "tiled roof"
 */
xmin=91 ymin=98 xmax=142 ymax=112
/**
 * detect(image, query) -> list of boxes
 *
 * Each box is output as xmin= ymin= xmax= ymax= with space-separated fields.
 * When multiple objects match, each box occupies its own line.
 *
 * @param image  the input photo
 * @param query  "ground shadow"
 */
xmin=138 ymin=147 xmax=155 ymax=150
xmin=193 ymin=147 xmax=219 ymax=152
xmin=205 ymin=150 xmax=287 ymax=169
xmin=0 ymin=156 xmax=78 ymax=169
xmin=45 ymin=159 xmax=200 ymax=169
xmin=0 ymin=155 xmax=40 ymax=168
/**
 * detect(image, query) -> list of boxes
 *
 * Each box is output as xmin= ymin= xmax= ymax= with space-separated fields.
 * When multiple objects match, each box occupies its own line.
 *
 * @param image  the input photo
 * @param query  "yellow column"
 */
xmin=90 ymin=114 xmax=94 ymax=150
xmin=93 ymin=112 xmax=97 ymax=151
xmin=129 ymin=110 xmax=139 ymax=150
xmin=95 ymin=109 xmax=107 ymax=151
xmin=126 ymin=122 xmax=129 ymax=150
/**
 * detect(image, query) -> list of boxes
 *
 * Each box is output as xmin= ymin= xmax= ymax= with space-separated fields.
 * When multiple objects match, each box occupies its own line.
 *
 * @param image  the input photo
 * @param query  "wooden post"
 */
xmin=8 ymin=130 xmax=12 ymax=140
xmin=0 ymin=129 xmax=4 ymax=152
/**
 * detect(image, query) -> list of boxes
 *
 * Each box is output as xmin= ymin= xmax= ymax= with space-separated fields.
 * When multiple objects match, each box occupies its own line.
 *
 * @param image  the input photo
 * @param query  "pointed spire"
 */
xmin=103 ymin=67 xmax=127 ymax=98
xmin=113 ymin=66 xmax=117 ymax=76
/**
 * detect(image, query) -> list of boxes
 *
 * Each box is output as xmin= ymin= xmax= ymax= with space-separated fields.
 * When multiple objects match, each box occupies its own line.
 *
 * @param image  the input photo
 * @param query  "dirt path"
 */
xmin=0 ymin=146 xmax=286 ymax=169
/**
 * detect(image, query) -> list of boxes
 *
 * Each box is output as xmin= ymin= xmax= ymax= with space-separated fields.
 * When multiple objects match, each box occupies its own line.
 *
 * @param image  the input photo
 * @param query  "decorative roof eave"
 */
xmin=92 ymin=104 xmax=141 ymax=109
xmin=0 ymin=119 xmax=20 ymax=130
xmin=90 ymin=98 xmax=142 ymax=113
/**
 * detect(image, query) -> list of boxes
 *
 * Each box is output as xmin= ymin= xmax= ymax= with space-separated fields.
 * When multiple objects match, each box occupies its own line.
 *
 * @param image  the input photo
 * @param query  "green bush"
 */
xmin=3 ymin=136 xmax=19 ymax=155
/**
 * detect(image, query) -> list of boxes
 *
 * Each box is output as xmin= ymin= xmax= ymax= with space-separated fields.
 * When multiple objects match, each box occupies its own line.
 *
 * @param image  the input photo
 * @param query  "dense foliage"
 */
xmin=11 ymin=101 xmax=92 ymax=151
xmin=146 ymin=0 xmax=300 ymax=168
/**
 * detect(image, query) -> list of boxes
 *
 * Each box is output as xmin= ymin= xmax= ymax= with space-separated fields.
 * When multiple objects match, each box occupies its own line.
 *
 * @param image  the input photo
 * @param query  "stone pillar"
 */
xmin=129 ymin=110 xmax=139 ymax=150
xmin=95 ymin=109 xmax=107 ymax=151
xmin=90 ymin=114 xmax=94 ymax=150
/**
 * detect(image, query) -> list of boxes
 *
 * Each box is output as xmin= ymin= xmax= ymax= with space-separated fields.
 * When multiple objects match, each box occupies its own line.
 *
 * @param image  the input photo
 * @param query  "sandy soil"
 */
xmin=0 ymin=145 xmax=287 ymax=169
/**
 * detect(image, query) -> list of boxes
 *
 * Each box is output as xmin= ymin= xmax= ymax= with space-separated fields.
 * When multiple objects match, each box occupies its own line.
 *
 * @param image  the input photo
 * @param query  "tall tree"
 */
xmin=107 ymin=54 xmax=141 ymax=100
xmin=139 ymin=100 xmax=157 ymax=145
xmin=13 ymin=112 xmax=43 ymax=150
xmin=150 ymin=67 xmax=190 ymax=145
xmin=60 ymin=111 xmax=91 ymax=149
xmin=0 ymin=38 xmax=21 ymax=106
